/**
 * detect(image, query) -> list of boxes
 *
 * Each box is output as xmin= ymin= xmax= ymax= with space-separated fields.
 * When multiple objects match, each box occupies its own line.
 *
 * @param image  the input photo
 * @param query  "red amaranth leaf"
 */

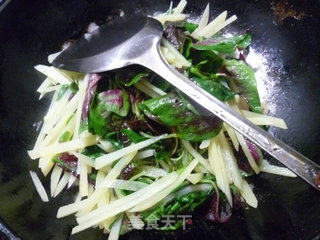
xmin=81 ymin=73 xmax=102 ymax=121
xmin=204 ymin=189 xmax=232 ymax=223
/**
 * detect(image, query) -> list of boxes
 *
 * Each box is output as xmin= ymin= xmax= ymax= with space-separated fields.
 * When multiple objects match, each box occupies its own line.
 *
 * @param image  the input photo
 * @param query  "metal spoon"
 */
xmin=53 ymin=16 xmax=320 ymax=191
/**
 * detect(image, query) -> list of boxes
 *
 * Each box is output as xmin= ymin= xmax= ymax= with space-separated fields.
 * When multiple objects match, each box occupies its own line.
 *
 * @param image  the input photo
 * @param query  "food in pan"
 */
xmin=28 ymin=1 xmax=295 ymax=239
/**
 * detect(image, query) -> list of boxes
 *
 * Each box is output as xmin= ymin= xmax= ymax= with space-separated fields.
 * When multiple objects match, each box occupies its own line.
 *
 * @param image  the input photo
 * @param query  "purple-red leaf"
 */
xmin=245 ymin=138 xmax=263 ymax=165
xmin=204 ymin=189 xmax=232 ymax=223
xmin=81 ymin=73 xmax=102 ymax=121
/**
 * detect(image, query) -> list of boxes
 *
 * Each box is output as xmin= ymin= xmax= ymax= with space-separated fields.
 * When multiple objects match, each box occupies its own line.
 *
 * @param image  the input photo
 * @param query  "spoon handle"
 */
xmin=137 ymin=44 xmax=320 ymax=191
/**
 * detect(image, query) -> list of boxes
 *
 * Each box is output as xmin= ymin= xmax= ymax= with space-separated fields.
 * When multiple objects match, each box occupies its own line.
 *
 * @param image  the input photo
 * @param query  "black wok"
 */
xmin=0 ymin=0 xmax=319 ymax=239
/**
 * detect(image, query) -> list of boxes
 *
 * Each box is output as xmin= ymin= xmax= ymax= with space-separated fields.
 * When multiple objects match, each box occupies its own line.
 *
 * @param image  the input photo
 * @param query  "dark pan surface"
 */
xmin=0 ymin=0 xmax=319 ymax=239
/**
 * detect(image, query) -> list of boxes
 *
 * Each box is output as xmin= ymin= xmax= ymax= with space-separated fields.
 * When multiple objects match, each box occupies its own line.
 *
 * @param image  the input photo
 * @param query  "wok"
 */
xmin=0 ymin=0 xmax=319 ymax=239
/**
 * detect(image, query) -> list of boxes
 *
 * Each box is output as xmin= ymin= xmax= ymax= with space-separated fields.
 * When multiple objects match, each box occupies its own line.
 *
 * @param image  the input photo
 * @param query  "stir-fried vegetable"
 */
xmin=28 ymin=1 xmax=295 ymax=239
xmin=139 ymin=93 xmax=222 ymax=141
xmin=192 ymin=34 xmax=252 ymax=54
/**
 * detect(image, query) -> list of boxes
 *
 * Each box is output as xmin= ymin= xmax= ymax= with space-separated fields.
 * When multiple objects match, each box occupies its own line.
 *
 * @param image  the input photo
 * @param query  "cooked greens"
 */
xmin=224 ymin=59 xmax=261 ymax=113
xmin=139 ymin=93 xmax=222 ymax=141
xmin=89 ymin=89 xmax=130 ymax=136
xmin=192 ymin=34 xmax=251 ymax=54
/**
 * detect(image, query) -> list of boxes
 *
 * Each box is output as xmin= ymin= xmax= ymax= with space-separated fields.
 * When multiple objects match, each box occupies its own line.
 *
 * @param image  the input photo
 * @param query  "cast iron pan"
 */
xmin=0 ymin=0 xmax=319 ymax=239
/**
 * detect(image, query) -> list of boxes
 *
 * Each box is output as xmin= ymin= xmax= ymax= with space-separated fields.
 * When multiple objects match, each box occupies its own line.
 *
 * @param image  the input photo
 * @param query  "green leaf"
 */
xmin=139 ymin=93 xmax=222 ymax=142
xmin=125 ymin=73 xmax=149 ymax=86
xmin=189 ymin=64 xmax=234 ymax=99
xmin=89 ymin=89 xmax=130 ymax=136
xmin=177 ymin=119 xmax=222 ymax=142
xmin=182 ymin=36 xmax=193 ymax=59
xmin=56 ymin=84 xmax=68 ymax=101
xmin=57 ymin=82 xmax=79 ymax=101
xmin=89 ymin=173 xmax=97 ymax=181
xmin=200 ymin=173 xmax=216 ymax=185
xmin=224 ymin=59 xmax=261 ymax=113
xmin=142 ymin=184 xmax=213 ymax=228
xmin=81 ymin=145 xmax=106 ymax=159
xmin=105 ymin=132 xmax=123 ymax=150
xmin=120 ymin=129 xmax=147 ymax=143
xmin=192 ymin=34 xmax=252 ymax=54
xmin=193 ymin=42 xmax=234 ymax=54
xmin=140 ymin=93 xmax=194 ymax=126
xmin=236 ymin=34 xmax=252 ymax=49
xmin=191 ymin=76 xmax=235 ymax=101
xmin=89 ymin=95 xmax=109 ymax=136
xmin=189 ymin=65 xmax=215 ymax=80
xmin=69 ymin=82 xmax=79 ymax=93
xmin=184 ymin=22 xmax=198 ymax=33
xmin=189 ymin=50 xmax=223 ymax=75
xmin=58 ymin=131 xmax=71 ymax=143
xmin=79 ymin=120 xmax=89 ymax=134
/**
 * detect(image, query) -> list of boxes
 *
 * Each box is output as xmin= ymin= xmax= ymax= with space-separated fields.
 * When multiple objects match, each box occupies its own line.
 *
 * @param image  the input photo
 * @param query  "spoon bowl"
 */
xmin=54 ymin=16 xmax=163 ymax=72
